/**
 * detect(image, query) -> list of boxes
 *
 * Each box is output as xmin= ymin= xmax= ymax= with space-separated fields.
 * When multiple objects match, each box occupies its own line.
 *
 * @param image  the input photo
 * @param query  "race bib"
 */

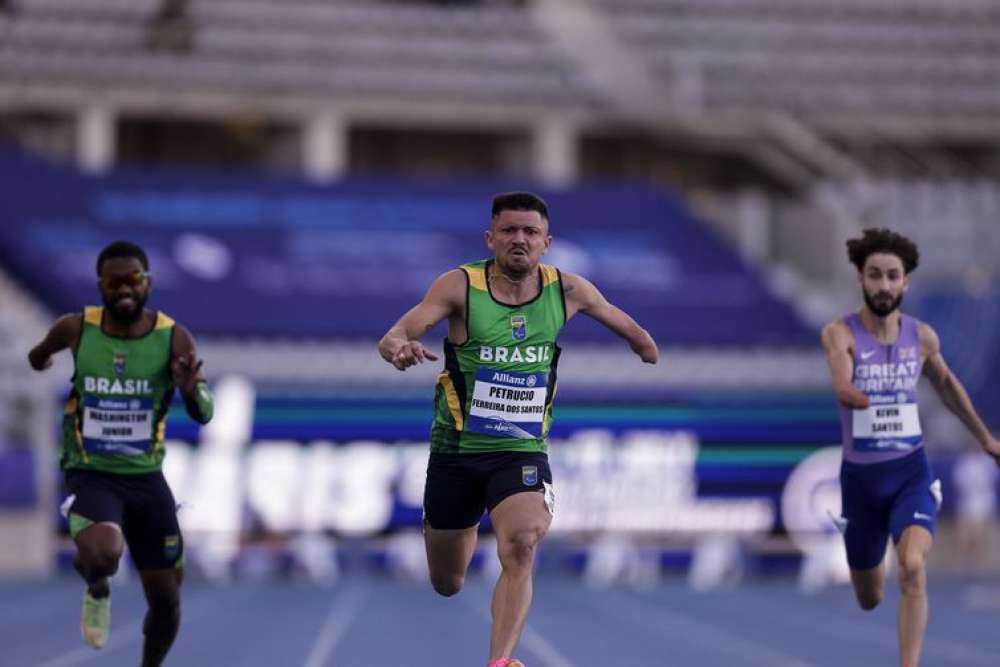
xmin=466 ymin=367 xmax=547 ymax=439
xmin=852 ymin=395 xmax=922 ymax=452
xmin=82 ymin=396 xmax=154 ymax=456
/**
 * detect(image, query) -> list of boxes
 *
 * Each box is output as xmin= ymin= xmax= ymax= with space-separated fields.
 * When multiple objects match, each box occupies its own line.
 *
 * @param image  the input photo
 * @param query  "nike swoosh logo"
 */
xmin=860 ymin=350 xmax=876 ymax=360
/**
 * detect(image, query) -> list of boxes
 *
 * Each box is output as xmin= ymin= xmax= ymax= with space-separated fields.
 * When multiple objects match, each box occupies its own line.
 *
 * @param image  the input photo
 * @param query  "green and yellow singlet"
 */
xmin=61 ymin=306 xmax=177 ymax=474
xmin=431 ymin=259 xmax=566 ymax=454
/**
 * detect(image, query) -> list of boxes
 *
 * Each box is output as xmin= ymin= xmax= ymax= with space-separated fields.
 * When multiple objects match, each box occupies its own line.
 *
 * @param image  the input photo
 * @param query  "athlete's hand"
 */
xmin=171 ymin=353 xmax=204 ymax=394
xmin=390 ymin=341 xmax=438 ymax=371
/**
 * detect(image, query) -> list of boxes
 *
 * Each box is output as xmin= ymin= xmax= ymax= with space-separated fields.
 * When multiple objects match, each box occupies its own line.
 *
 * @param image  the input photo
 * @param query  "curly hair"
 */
xmin=846 ymin=228 xmax=919 ymax=274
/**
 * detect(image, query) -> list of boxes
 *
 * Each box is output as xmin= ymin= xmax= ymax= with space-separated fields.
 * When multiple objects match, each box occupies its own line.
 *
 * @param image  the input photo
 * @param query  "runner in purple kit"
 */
xmin=821 ymin=228 xmax=1000 ymax=667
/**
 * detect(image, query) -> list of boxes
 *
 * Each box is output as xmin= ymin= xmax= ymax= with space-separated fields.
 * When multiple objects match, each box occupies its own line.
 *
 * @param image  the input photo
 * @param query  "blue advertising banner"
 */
xmin=0 ymin=152 xmax=812 ymax=345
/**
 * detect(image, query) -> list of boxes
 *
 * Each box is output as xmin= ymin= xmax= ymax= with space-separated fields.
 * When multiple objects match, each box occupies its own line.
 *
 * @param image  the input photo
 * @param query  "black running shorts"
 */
xmin=423 ymin=451 xmax=553 ymax=530
xmin=64 ymin=469 xmax=184 ymax=570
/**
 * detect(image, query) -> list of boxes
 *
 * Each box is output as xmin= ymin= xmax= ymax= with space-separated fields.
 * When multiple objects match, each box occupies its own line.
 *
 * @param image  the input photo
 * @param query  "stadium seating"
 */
xmin=0 ymin=0 xmax=599 ymax=107
xmin=5 ymin=0 xmax=1000 ymax=125
xmin=587 ymin=0 xmax=1000 ymax=125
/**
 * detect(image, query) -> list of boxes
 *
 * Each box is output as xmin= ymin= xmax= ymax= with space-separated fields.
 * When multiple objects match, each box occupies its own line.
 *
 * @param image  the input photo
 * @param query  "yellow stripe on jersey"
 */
xmin=152 ymin=420 xmax=167 ymax=456
xmin=83 ymin=306 xmax=103 ymax=326
xmin=437 ymin=372 xmax=465 ymax=431
xmin=542 ymin=382 xmax=558 ymax=436
xmin=65 ymin=396 xmax=89 ymax=463
xmin=540 ymin=264 xmax=559 ymax=287
xmin=155 ymin=312 xmax=175 ymax=330
xmin=465 ymin=265 xmax=487 ymax=292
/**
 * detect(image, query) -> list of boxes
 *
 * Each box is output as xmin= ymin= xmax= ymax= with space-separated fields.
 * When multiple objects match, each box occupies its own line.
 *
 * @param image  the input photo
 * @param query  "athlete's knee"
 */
xmin=430 ymin=572 xmax=465 ymax=597
xmin=898 ymin=550 xmax=927 ymax=594
xmin=498 ymin=529 xmax=543 ymax=570
xmin=149 ymin=585 xmax=181 ymax=611
xmin=76 ymin=543 xmax=122 ymax=579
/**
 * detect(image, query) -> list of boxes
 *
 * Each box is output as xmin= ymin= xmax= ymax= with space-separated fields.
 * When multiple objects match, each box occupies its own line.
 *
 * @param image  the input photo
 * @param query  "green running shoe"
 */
xmin=80 ymin=588 xmax=111 ymax=649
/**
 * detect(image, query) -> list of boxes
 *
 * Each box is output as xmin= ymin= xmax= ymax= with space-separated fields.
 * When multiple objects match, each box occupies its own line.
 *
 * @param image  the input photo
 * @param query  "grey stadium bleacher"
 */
xmin=586 ymin=0 xmax=1000 ymax=135
xmin=0 ymin=0 xmax=603 ymax=112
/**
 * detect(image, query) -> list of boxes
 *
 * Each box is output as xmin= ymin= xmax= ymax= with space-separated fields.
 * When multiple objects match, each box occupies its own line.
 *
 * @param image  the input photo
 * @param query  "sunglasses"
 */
xmin=101 ymin=271 xmax=149 ymax=291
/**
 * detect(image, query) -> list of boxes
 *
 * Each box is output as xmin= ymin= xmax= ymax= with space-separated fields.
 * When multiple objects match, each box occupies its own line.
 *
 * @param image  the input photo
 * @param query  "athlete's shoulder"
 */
xmin=434 ymin=268 xmax=471 ymax=291
xmin=49 ymin=311 xmax=84 ymax=344
xmin=57 ymin=311 xmax=85 ymax=327
xmin=901 ymin=312 xmax=928 ymax=329
xmin=557 ymin=270 xmax=588 ymax=290
xmin=420 ymin=269 xmax=469 ymax=309
xmin=820 ymin=318 xmax=854 ymax=349
xmin=170 ymin=320 xmax=200 ymax=354
xmin=912 ymin=316 xmax=940 ymax=351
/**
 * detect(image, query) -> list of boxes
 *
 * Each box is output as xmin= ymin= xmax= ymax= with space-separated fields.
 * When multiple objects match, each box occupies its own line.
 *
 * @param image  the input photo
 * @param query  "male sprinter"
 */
xmin=821 ymin=228 xmax=1000 ymax=667
xmin=379 ymin=192 xmax=658 ymax=667
xmin=28 ymin=240 xmax=213 ymax=666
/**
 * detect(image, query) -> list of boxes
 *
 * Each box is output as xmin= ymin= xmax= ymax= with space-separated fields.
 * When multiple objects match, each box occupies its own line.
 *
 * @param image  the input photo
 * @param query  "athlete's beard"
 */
xmin=863 ymin=289 xmax=903 ymax=318
xmin=103 ymin=293 xmax=147 ymax=325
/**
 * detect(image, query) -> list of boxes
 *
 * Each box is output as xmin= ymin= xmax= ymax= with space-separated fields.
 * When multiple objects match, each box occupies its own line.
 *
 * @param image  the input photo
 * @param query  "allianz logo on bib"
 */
xmin=485 ymin=421 xmax=512 ymax=433
xmin=84 ymin=376 xmax=153 ymax=395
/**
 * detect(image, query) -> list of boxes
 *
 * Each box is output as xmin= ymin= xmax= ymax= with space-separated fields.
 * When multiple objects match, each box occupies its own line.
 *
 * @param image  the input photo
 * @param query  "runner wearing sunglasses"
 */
xmin=28 ymin=240 xmax=214 ymax=667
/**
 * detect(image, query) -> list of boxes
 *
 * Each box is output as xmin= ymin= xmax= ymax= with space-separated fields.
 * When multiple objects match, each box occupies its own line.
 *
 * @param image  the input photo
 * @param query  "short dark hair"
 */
xmin=96 ymin=240 xmax=149 ymax=276
xmin=846 ymin=228 xmax=919 ymax=274
xmin=491 ymin=191 xmax=548 ymax=220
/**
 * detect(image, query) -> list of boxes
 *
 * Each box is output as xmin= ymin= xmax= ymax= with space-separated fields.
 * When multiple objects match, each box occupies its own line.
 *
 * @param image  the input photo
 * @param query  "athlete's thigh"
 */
xmin=422 ymin=453 xmax=487 ymax=575
xmin=485 ymin=453 xmax=553 ymax=525
xmin=64 ymin=470 xmax=126 ymax=551
xmin=889 ymin=467 xmax=939 ymax=545
xmin=121 ymin=473 xmax=184 ymax=570
xmin=840 ymin=466 xmax=890 ymax=571
xmin=424 ymin=525 xmax=479 ymax=578
xmin=423 ymin=453 xmax=488 ymax=530
xmin=486 ymin=452 xmax=554 ymax=540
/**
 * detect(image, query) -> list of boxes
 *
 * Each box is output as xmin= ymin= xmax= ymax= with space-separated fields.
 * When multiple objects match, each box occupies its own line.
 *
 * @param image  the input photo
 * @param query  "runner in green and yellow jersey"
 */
xmin=28 ymin=240 xmax=213 ymax=667
xmin=379 ymin=192 xmax=658 ymax=667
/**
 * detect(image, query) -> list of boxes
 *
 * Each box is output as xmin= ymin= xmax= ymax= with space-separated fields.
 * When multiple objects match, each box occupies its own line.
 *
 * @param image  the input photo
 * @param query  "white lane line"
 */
xmin=463 ymin=584 xmax=575 ymax=667
xmin=302 ymin=583 xmax=368 ymax=667
xmin=517 ymin=621 xmax=577 ymax=667
xmin=36 ymin=617 xmax=145 ymax=667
